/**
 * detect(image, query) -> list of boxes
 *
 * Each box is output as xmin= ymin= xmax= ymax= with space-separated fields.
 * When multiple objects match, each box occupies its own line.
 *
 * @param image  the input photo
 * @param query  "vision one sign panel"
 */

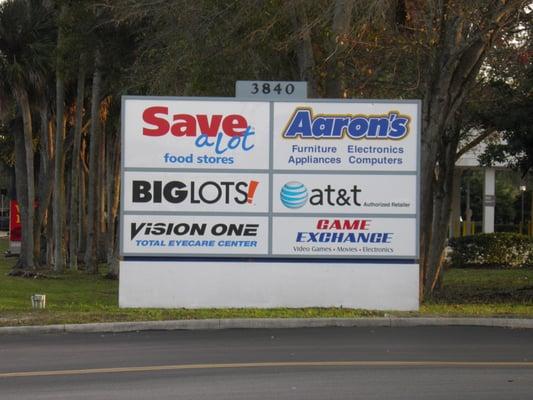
xmin=123 ymin=214 xmax=269 ymax=256
xmin=120 ymin=97 xmax=419 ymax=260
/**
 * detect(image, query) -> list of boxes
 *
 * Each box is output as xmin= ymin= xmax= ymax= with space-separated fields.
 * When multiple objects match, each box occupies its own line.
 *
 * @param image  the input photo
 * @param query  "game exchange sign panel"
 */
xmin=121 ymin=97 xmax=419 ymax=260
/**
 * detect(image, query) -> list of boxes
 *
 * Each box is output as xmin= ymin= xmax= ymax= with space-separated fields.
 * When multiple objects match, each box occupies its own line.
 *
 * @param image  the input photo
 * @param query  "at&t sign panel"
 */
xmin=120 ymin=97 xmax=420 ymax=310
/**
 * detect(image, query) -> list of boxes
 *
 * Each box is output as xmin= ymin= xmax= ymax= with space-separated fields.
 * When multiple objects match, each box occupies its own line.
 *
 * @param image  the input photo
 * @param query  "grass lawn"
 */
xmin=1 ymin=237 xmax=532 ymax=326
xmin=421 ymin=267 xmax=533 ymax=316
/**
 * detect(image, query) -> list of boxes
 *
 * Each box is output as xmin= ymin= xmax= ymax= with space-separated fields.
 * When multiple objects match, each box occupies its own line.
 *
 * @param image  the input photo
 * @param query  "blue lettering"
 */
xmin=284 ymin=109 xmax=312 ymax=138
xmin=195 ymin=127 xmax=255 ymax=154
xmin=283 ymin=109 xmax=410 ymax=140
xmin=295 ymin=232 xmax=394 ymax=243
xmin=388 ymin=113 xmax=409 ymax=139
xmin=312 ymin=117 xmax=334 ymax=137
xmin=347 ymin=118 xmax=369 ymax=138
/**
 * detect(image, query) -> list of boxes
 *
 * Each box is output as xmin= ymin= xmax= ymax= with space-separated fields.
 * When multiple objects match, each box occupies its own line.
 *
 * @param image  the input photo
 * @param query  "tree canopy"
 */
xmin=0 ymin=0 xmax=531 ymax=299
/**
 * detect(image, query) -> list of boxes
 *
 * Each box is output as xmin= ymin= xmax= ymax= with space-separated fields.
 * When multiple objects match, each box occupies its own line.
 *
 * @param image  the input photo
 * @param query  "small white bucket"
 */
xmin=31 ymin=294 xmax=46 ymax=309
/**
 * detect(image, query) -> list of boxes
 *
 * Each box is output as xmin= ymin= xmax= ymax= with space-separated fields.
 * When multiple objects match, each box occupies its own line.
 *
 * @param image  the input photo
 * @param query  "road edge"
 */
xmin=1 ymin=317 xmax=533 ymax=335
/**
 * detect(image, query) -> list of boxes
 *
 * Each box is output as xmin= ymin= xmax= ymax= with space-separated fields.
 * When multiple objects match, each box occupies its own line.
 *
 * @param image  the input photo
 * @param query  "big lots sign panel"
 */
xmin=123 ymin=99 xmax=270 ymax=169
xmin=123 ymin=171 xmax=269 ymax=213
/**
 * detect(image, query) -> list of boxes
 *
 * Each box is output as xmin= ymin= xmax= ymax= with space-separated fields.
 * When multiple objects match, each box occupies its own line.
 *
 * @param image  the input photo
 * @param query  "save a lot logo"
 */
xmin=282 ymin=108 xmax=410 ymax=139
xmin=142 ymin=106 xmax=255 ymax=155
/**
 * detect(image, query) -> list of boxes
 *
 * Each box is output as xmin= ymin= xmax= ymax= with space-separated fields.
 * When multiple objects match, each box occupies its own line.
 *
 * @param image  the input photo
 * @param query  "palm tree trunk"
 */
xmin=53 ymin=4 xmax=68 ymax=272
xmin=79 ymin=140 xmax=88 ymax=251
xmin=12 ymin=120 xmax=29 ymax=270
xmin=14 ymin=88 xmax=35 ymax=269
xmin=69 ymin=61 xmax=85 ymax=271
xmin=53 ymin=69 xmax=66 ymax=272
xmin=97 ymin=120 xmax=107 ymax=261
xmin=35 ymin=103 xmax=54 ymax=265
xmin=84 ymin=49 xmax=102 ymax=273
xmin=106 ymin=132 xmax=121 ymax=277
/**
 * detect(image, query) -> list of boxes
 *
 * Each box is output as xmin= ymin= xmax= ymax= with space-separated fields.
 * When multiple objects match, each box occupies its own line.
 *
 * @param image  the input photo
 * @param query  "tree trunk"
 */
xmin=417 ymin=0 xmax=520 ymax=300
xmin=530 ymin=190 xmax=533 ymax=235
xmin=424 ymin=133 xmax=460 ymax=294
xmin=53 ymin=4 xmax=68 ymax=272
xmin=69 ymin=61 xmax=86 ymax=271
xmin=84 ymin=49 xmax=102 ymax=273
xmin=79 ymin=139 xmax=88 ymax=253
xmin=35 ymin=103 xmax=54 ymax=266
xmin=97 ymin=120 xmax=107 ymax=262
xmin=290 ymin=0 xmax=318 ymax=96
xmin=12 ymin=120 xmax=29 ymax=270
xmin=14 ymin=88 xmax=35 ymax=270
xmin=106 ymin=132 xmax=121 ymax=278
xmin=46 ymin=202 xmax=54 ymax=267
xmin=53 ymin=68 xmax=66 ymax=272
xmin=325 ymin=0 xmax=354 ymax=98
xmin=110 ymin=219 xmax=120 ymax=278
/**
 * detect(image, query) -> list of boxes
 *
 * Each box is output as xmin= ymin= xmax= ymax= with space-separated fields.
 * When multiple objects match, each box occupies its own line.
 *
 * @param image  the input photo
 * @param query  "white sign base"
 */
xmin=119 ymin=261 xmax=419 ymax=311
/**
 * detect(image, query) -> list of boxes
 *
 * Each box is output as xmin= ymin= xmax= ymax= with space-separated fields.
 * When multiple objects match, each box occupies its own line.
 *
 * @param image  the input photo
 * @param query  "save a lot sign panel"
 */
xmin=120 ymin=97 xmax=419 ymax=259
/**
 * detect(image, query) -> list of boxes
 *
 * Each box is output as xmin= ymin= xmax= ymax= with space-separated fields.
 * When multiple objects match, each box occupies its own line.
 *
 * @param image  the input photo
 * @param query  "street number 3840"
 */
xmin=251 ymin=82 xmax=295 ymax=95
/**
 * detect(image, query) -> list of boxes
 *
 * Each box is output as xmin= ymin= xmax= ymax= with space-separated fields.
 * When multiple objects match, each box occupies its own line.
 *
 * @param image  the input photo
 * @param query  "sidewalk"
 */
xmin=1 ymin=316 xmax=532 ymax=335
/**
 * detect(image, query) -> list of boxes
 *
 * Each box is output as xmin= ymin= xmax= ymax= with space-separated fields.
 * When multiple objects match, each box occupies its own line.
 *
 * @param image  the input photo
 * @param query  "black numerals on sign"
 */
xmin=250 ymin=83 xmax=296 ymax=96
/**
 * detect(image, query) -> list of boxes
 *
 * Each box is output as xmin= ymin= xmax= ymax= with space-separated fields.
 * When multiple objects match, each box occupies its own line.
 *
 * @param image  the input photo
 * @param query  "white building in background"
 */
xmin=453 ymin=140 xmax=508 ymax=235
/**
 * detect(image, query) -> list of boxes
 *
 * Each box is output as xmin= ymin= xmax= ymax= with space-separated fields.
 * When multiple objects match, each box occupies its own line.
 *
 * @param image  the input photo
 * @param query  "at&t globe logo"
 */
xmin=280 ymin=182 xmax=308 ymax=208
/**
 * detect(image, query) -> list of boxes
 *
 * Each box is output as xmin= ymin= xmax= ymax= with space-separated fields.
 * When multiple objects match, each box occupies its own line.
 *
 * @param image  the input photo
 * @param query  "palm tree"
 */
xmin=0 ymin=0 xmax=55 ymax=269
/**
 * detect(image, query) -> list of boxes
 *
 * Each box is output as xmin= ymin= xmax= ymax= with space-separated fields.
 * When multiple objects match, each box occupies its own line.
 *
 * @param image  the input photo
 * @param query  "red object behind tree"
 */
xmin=9 ymin=200 xmax=21 ymax=242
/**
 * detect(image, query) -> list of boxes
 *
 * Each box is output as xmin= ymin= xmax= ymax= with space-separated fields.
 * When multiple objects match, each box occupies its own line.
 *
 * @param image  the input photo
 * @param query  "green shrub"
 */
xmin=448 ymin=233 xmax=533 ymax=268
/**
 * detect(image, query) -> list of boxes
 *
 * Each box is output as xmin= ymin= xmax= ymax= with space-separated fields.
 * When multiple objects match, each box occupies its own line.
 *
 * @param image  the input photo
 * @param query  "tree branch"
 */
xmin=456 ymin=128 xmax=498 ymax=160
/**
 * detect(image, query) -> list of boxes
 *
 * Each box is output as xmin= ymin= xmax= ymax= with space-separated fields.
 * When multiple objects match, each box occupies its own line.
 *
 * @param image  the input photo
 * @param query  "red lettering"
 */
xmin=222 ymin=114 xmax=247 ymax=137
xmin=197 ymin=114 xmax=222 ymax=137
xmin=316 ymin=219 xmax=328 ymax=229
xmin=171 ymin=114 xmax=196 ymax=136
xmin=143 ymin=106 xmax=169 ymax=136
xmin=142 ymin=108 xmax=248 ymax=137
xmin=340 ymin=220 xmax=359 ymax=230
xmin=316 ymin=219 xmax=370 ymax=230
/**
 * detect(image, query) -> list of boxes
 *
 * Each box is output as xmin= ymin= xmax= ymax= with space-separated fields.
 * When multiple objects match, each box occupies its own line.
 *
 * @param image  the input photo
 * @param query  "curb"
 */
xmin=1 ymin=317 xmax=533 ymax=335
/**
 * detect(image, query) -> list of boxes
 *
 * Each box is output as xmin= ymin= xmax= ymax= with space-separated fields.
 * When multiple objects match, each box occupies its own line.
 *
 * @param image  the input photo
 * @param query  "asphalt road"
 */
xmin=1 ymin=326 xmax=532 ymax=399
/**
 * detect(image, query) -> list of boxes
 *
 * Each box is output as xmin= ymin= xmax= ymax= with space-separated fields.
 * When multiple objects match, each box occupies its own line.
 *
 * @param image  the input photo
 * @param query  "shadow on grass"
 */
xmin=427 ymin=268 xmax=533 ymax=305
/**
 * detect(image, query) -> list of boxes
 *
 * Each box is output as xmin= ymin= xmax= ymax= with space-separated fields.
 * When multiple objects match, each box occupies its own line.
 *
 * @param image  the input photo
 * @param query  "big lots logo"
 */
xmin=142 ymin=107 xmax=255 ymax=154
xmin=132 ymin=180 xmax=259 ymax=205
